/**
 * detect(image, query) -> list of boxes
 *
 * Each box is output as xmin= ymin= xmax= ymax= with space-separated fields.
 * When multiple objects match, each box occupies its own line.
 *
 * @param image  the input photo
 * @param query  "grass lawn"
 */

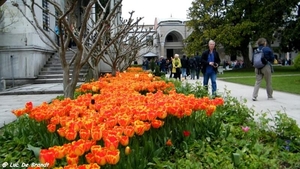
xmin=218 ymin=66 xmax=300 ymax=95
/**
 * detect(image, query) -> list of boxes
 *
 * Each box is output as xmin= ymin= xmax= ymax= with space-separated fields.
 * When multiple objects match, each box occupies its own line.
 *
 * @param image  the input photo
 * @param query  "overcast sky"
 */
xmin=121 ymin=0 xmax=194 ymax=25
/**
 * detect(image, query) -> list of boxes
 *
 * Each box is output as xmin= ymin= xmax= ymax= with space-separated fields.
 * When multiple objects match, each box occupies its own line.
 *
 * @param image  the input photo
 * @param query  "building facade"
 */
xmin=0 ymin=0 xmax=59 ymax=82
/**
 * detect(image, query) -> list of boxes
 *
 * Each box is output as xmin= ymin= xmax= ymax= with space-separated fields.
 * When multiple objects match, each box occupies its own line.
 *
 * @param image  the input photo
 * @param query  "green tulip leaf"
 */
xmin=27 ymin=144 xmax=41 ymax=158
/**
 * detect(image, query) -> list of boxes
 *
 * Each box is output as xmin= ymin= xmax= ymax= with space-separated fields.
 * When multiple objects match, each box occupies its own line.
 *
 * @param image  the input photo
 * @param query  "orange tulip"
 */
xmin=206 ymin=105 xmax=216 ymax=117
xmin=106 ymin=117 xmax=118 ymax=128
xmin=57 ymin=127 xmax=66 ymax=137
xmin=12 ymin=108 xmax=26 ymax=117
xmin=50 ymin=115 xmax=60 ymax=125
xmin=91 ymin=128 xmax=102 ymax=141
xmin=117 ymin=115 xmax=131 ymax=126
xmin=144 ymin=122 xmax=151 ymax=131
xmin=91 ymin=145 xmax=102 ymax=154
xmin=39 ymin=149 xmax=56 ymax=168
xmin=104 ymin=135 xmax=119 ymax=150
xmin=123 ymin=126 xmax=135 ymax=137
xmin=105 ymin=149 xmax=120 ymax=165
xmin=79 ymin=129 xmax=90 ymax=140
xmin=25 ymin=101 xmax=33 ymax=111
xmin=49 ymin=146 xmax=65 ymax=159
xmin=83 ymin=120 xmax=94 ymax=130
xmin=166 ymin=139 xmax=173 ymax=146
xmin=85 ymin=153 xmax=95 ymax=164
xmin=65 ymin=129 xmax=77 ymax=141
xmin=66 ymin=154 xmax=79 ymax=165
xmin=133 ymin=120 xmax=145 ymax=135
xmin=47 ymin=123 xmax=56 ymax=133
xmin=62 ymin=164 xmax=77 ymax=169
xmin=157 ymin=110 xmax=167 ymax=119
xmin=71 ymin=142 xmax=85 ymax=156
xmin=147 ymin=111 xmax=157 ymax=121
xmin=77 ymin=163 xmax=100 ymax=169
xmin=151 ymin=119 xmax=164 ymax=129
xmin=119 ymin=135 xmax=129 ymax=146
xmin=84 ymin=140 xmax=95 ymax=152
xmin=94 ymin=148 xmax=107 ymax=166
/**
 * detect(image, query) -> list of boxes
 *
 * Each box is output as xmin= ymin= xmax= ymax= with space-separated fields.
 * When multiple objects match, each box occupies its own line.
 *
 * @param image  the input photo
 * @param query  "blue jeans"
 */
xmin=181 ymin=68 xmax=187 ymax=78
xmin=203 ymin=71 xmax=217 ymax=95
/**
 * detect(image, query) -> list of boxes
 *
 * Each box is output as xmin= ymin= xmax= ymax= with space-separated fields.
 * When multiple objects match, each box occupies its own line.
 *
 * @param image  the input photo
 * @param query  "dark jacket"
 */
xmin=201 ymin=49 xmax=221 ymax=74
xmin=181 ymin=56 xmax=188 ymax=68
xmin=259 ymin=45 xmax=274 ymax=63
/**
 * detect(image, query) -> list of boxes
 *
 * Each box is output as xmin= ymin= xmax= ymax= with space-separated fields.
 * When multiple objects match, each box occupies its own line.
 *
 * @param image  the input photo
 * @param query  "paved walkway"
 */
xmin=0 ymin=79 xmax=299 ymax=128
xmin=187 ymin=79 xmax=300 ymax=125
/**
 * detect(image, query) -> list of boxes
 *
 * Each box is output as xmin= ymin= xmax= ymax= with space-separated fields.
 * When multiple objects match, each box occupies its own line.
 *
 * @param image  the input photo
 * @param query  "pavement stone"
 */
xmin=187 ymin=78 xmax=300 ymax=126
xmin=0 ymin=94 xmax=59 ymax=128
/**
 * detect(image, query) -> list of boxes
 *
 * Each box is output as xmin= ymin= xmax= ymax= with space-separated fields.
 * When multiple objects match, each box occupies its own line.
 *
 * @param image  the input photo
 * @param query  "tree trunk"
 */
xmin=62 ymin=65 xmax=72 ymax=98
xmin=111 ymin=64 xmax=117 ymax=76
xmin=241 ymin=48 xmax=252 ymax=68
xmin=92 ymin=65 xmax=99 ymax=80
xmin=62 ymin=51 xmax=82 ymax=99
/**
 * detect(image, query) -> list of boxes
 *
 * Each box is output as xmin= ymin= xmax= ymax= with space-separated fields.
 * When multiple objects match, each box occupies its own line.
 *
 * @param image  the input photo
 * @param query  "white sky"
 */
xmin=121 ymin=0 xmax=194 ymax=25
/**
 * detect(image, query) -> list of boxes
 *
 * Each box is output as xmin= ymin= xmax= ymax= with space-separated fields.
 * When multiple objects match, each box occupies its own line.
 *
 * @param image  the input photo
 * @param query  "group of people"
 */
xmin=142 ymin=38 xmax=275 ymax=100
xmin=167 ymin=38 xmax=275 ymax=100
xmin=168 ymin=40 xmax=221 ymax=96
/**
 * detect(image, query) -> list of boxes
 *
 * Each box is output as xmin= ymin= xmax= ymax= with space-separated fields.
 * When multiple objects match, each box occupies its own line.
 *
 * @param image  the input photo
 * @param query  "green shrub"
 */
xmin=150 ymin=59 xmax=156 ymax=71
xmin=293 ymin=54 xmax=300 ymax=70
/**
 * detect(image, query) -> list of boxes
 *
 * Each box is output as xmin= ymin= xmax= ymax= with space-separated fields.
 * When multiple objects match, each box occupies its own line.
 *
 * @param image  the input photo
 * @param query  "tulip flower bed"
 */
xmin=8 ymin=67 xmax=224 ymax=168
xmin=1 ymin=67 xmax=300 ymax=169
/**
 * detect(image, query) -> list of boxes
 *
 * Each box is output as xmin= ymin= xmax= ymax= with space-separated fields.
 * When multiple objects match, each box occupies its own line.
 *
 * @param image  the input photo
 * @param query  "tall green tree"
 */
xmin=185 ymin=0 xmax=299 ymax=67
xmin=279 ymin=3 xmax=300 ymax=52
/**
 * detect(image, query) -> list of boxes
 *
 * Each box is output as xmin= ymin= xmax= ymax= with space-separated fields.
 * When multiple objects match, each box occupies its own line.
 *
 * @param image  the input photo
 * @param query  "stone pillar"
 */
xmin=160 ymin=42 xmax=165 ymax=57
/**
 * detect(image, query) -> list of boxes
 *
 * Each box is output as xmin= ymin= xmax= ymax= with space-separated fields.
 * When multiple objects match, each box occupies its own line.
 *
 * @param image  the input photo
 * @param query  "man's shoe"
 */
xmin=252 ymin=97 xmax=257 ymax=101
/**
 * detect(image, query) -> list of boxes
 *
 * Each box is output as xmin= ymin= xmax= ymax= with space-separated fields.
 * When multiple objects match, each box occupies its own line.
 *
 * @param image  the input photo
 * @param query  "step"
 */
xmin=33 ymin=78 xmax=86 ymax=84
xmin=44 ymin=63 xmax=88 ymax=68
xmin=45 ymin=60 xmax=78 ymax=64
xmin=41 ymin=67 xmax=88 ymax=71
xmin=39 ymin=70 xmax=88 ymax=75
xmin=37 ymin=74 xmax=86 ymax=79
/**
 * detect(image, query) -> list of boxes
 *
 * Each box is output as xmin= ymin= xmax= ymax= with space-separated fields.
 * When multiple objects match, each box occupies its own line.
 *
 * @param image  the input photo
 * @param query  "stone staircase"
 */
xmin=33 ymin=49 xmax=88 ymax=84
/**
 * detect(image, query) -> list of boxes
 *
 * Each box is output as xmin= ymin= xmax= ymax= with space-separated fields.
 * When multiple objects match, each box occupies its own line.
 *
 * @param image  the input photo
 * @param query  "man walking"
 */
xmin=252 ymin=38 xmax=275 ymax=101
xmin=201 ymin=40 xmax=221 ymax=96
xmin=194 ymin=52 xmax=201 ymax=80
xmin=180 ymin=55 xmax=188 ymax=79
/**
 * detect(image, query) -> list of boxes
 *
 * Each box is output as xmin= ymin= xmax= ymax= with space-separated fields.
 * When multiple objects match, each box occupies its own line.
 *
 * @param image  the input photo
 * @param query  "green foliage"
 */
xmin=185 ymin=0 xmax=300 ymax=67
xmin=0 ymin=115 xmax=68 ymax=164
xmin=150 ymin=59 xmax=156 ymax=71
xmin=1 ymin=78 xmax=300 ymax=168
xmin=293 ymin=54 xmax=300 ymax=70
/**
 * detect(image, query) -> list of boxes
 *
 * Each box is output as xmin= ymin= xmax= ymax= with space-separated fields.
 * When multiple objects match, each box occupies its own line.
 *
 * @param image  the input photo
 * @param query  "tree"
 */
xmin=87 ymin=11 xmax=154 ymax=78
xmin=11 ymin=0 xmax=145 ymax=98
xmin=100 ymin=17 xmax=155 ymax=76
xmin=279 ymin=3 xmax=300 ymax=52
xmin=186 ymin=0 xmax=299 ymax=67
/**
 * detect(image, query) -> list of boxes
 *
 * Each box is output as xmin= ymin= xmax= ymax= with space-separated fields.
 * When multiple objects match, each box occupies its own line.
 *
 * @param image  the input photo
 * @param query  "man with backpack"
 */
xmin=252 ymin=38 xmax=275 ymax=101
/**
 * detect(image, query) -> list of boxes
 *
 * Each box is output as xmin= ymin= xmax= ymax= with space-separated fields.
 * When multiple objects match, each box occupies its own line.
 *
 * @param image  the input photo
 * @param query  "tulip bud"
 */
xmin=125 ymin=146 xmax=131 ymax=155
